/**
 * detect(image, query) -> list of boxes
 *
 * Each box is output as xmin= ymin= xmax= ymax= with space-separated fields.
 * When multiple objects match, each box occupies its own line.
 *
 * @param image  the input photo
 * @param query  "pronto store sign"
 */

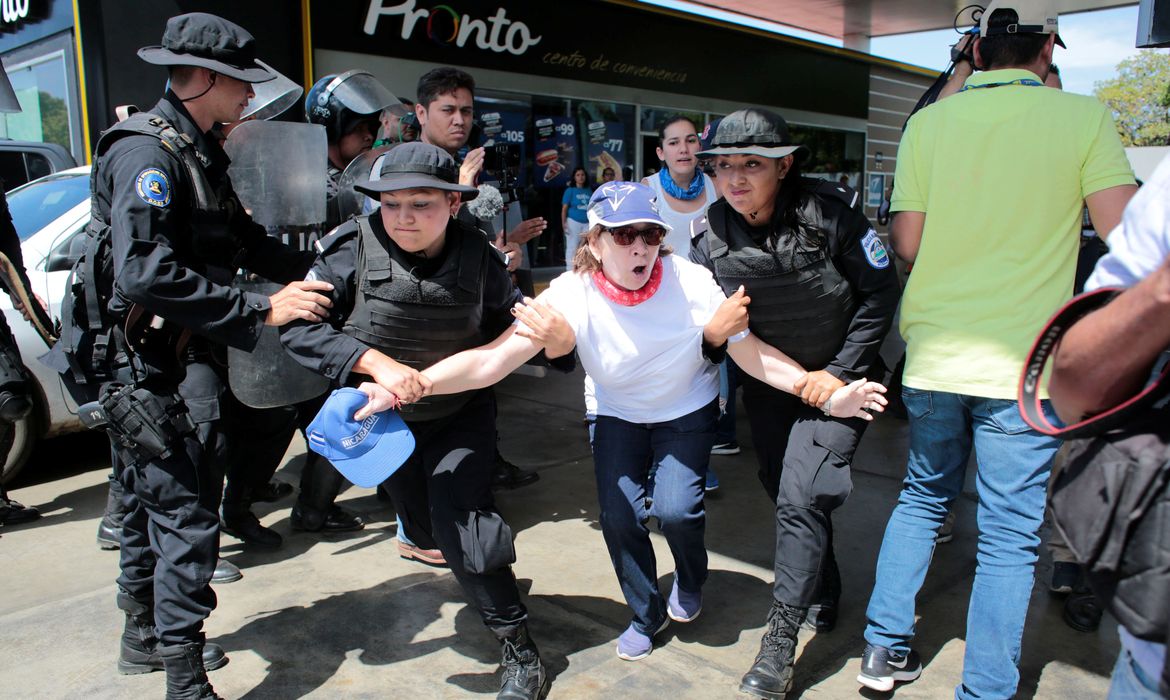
xmin=314 ymin=0 xmax=869 ymax=119
xmin=1 ymin=0 xmax=29 ymax=25
xmin=362 ymin=0 xmax=542 ymax=56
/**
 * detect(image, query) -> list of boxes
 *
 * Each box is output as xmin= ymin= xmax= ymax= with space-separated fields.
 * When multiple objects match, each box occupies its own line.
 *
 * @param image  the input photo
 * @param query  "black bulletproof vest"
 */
xmin=90 ymin=113 xmax=244 ymax=283
xmin=49 ymin=112 xmax=236 ymax=395
xmin=705 ymin=198 xmax=855 ymax=370
xmin=345 ymin=217 xmax=487 ymax=422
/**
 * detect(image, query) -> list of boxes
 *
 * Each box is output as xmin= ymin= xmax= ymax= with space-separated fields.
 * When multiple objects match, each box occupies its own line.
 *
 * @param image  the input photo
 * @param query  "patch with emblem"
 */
xmin=135 ymin=168 xmax=171 ymax=208
xmin=861 ymin=229 xmax=890 ymax=269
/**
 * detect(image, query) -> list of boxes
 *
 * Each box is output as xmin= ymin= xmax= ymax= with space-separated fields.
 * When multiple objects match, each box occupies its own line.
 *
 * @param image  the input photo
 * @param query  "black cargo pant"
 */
xmin=741 ymin=376 xmax=867 ymax=608
xmin=114 ymin=357 xmax=292 ymax=644
xmin=114 ymin=361 xmax=227 ymax=645
xmin=386 ymin=389 xmax=527 ymax=632
xmin=291 ymin=392 xmax=349 ymax=527
xmin=107 ymin=379 xmax=297 ymax=532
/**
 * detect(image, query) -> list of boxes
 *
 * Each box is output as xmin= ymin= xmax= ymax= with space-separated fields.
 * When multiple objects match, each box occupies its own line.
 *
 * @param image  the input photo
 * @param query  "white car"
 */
xmin=2 ymin=165 xmax=93 ymax=482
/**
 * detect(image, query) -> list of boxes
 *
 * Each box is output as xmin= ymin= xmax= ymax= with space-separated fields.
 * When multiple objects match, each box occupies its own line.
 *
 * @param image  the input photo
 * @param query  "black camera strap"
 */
xmin=1019 ymin=287 xmax=1170 ymax=438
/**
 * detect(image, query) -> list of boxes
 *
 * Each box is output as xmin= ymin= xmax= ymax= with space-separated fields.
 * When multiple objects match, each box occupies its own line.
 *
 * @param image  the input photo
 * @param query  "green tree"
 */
xmin=1093 ymin=51 xmax=1170 ymax=147
xmin=37 ymin=90 xmax=70 ymax=152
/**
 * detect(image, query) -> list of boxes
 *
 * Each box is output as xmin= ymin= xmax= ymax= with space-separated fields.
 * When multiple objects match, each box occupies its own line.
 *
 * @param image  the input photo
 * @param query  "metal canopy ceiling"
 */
xmin=687 ymin=0 xmax=1137 ymax=39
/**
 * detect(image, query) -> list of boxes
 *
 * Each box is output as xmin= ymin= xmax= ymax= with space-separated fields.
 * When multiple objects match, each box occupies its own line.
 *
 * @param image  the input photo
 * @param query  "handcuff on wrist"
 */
xmin=821 ymin=396 xmax=834 ymax=417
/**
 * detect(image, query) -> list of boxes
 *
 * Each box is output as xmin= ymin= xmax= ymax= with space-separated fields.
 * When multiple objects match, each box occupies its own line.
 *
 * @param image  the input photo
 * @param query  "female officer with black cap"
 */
xmin=279 ymin=141 xmax=551 ymax=700
xmin=691 ymin=108 xmax=901 ymax=699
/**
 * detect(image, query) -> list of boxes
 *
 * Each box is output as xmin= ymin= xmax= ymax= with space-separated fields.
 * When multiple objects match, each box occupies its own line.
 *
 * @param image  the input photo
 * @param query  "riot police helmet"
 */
xmin=305 ymin=70 xmax=408 ymax=144
xmin=241 ymin=60 xmax=302 ymax=121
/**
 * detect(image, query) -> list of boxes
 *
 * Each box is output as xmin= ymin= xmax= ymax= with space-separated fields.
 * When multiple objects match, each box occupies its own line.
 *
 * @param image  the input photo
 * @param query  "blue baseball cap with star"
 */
xmin=586 ymin=181 xmax=672 ymax=231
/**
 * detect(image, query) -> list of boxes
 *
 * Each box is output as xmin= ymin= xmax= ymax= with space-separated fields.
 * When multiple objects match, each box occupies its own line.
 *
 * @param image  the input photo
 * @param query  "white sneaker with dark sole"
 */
xmin=710 ymin=442 xmax=740 ymax=456
xmin=857 ymin=644 xmax=922 ymax=692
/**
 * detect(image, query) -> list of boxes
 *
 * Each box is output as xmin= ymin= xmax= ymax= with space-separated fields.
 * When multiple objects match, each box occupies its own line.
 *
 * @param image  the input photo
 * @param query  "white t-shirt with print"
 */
xmin=538 ymin=254 xmax=726 ymax=424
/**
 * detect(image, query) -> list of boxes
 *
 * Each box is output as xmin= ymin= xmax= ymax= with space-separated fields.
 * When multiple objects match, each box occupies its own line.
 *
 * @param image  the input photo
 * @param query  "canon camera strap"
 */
xmin=1019 ymin=287 xmax=1170 ymax=438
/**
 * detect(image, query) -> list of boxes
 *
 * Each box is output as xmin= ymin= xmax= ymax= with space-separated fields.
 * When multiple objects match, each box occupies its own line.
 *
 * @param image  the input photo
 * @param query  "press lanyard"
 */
xmin=959 ymin=78 xmax=1044 ymax=92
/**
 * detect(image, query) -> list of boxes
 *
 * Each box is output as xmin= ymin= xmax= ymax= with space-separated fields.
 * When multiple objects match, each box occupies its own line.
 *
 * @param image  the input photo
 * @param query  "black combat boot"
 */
xmin=116 ymin=589 xmax=227 ymax=675
xmin=97 ymin=474 xmax=128 ymax=549
xmin=159 ymin=642 xmax=222 ymax=700
xmin=97 ymin=514 xmax=122 ymax=549
xmin=495 ymin=623 xmax=549 ymax=700
xmin=211 ymin=558 xmax=242 ymax=584
xmin=491 ymin=451 xmax=540 ymax=491
xmin=291 ymin=455 xmax=363 ymax=533
xmin=221 ymin=490 xmax=283 ymax=550
xmin=739 ymin=601 xmax=805 ymax=699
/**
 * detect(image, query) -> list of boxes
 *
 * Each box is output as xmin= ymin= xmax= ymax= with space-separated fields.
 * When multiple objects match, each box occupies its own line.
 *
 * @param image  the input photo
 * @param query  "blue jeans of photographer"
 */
xmin=863 ymin=388 xmax=1061 ymax=700
xmin=589 ymin=400 xmax=717 ymax=636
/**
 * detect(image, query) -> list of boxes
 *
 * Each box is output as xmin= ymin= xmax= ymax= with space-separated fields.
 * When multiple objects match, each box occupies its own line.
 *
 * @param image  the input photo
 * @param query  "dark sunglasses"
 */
xmin=604 ymin=225 xmax=667 ymax=247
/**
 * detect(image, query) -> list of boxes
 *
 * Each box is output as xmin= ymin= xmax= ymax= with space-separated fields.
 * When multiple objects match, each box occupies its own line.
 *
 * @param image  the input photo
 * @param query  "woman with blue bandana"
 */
xmin=358 ymin=181 xmax=888 ymax=664
xmin=642 ymin=116 xmax=717 ymax=254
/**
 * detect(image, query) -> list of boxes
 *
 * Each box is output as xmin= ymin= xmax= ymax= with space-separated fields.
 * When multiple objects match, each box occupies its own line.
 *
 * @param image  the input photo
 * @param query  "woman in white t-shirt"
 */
xmin=355 ymin=182 xmax=886 ymax=662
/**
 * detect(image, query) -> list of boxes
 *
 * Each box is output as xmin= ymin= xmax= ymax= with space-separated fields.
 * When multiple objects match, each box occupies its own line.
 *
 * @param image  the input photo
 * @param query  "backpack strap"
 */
xmin=1019 ymin=287 xmax=1170 ymax=438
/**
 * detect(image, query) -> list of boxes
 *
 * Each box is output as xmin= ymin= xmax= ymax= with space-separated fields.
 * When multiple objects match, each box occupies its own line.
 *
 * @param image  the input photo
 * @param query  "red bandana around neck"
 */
xmin=592 ymin=257 xmax=664 ymax=306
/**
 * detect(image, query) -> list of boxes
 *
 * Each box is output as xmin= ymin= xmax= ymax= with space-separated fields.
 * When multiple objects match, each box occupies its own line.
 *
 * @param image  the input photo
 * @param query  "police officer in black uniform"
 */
xmin=691 ymin=108 xmax=900 ymax=699
xmin=88 ymin=14 xmax=329 ymax=699
xmin=280 ymin=142 xmax=550 ymax=700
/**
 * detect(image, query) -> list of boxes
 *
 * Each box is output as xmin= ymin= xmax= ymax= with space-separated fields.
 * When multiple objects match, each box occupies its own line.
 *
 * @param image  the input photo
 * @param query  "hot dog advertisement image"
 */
xmin=533 ymin=117 xmax=578 ymax=188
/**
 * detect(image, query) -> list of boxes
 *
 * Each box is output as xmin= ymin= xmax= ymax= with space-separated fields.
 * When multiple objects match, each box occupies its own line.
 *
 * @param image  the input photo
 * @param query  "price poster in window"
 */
xmin=533 ymin=117 xmax=578 ymax=188
xmin=478 ymin=110 xmax=529 ymax=187
xmin=584 ymin=121 xmax=625 ymax=185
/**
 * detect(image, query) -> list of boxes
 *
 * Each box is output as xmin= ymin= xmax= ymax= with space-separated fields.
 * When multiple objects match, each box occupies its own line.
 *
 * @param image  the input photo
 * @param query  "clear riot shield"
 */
xmin=227 ymin=277 xmax=329 ymax=409
xmin=225 ymin=120 xmax=328 ymax=228
xmin=334 ymin=144 xmax=394 ymax=223
xmin=224 ymin=121 xmax=330 ymax=409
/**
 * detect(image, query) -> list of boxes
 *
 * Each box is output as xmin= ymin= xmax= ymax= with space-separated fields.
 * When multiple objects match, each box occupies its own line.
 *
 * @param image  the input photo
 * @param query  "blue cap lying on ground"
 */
xmin=306 ymin=388 xmax=415 ymax=488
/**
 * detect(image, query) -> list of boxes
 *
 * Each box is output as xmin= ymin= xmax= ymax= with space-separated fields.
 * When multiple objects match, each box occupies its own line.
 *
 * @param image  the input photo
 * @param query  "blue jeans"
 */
xmin=590 ymin=401 xmax=717 ymax=635
xmin=863 ymin=388 xmax=1061 ymax=700
xmin=1108 ymin=647 xmax=1164 ymax=699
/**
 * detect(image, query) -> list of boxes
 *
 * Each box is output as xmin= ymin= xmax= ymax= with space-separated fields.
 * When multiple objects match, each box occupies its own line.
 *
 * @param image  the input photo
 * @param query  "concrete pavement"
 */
xmin=1 ymin=366 xmax=1118 ymax=698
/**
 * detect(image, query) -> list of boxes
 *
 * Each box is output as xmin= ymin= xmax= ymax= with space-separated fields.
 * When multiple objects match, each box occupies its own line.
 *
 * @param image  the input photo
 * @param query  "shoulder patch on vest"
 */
xmin=861 ymin=228 xmax=890 ymax=269
xmin=488 ymin=243 xmax=509 ymax=268
xmin=135 ymin=168 xmax=171 ymax=208
xmin=315 ymin=221 xmax=359 ymax=254
xmin=690 ymin=215 xmax=708 ymax=241
xmin=807 ymin=177 xmax=860 ymax=210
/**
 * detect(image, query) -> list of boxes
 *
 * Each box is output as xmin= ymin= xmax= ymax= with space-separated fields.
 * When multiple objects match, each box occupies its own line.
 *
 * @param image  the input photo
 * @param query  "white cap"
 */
xmin=980 ymin=0 xmax=1066 ymax=47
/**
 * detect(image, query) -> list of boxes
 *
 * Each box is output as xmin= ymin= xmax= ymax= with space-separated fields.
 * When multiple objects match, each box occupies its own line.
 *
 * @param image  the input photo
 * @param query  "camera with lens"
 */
xmin=483 ymin=141 xmax=522 ymax=203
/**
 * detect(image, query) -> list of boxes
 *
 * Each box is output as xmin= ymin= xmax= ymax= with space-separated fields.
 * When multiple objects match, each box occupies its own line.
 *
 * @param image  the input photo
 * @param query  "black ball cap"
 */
xmin=138 ymin=12 xmax=276 ymax=83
